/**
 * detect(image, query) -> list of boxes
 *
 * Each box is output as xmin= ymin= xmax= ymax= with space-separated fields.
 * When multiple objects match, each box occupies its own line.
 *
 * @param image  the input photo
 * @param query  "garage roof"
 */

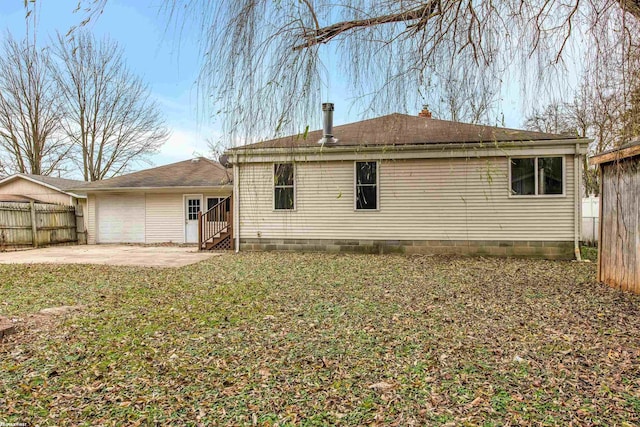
xmin=75 ymin=158 xmax=231 ymax=191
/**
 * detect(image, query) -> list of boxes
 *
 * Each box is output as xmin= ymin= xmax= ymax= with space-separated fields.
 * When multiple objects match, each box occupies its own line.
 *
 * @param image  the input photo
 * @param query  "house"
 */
xmin=222 ymin=105 xmax=591 ymax=259
xmin=590 ymin=140 xmax=640 ymax=293
xmin=0 ymin=173 xmax=86 ymax=206
xmin=75 ymin=158 xmax=232 ymax=245
xmin=0 ymin=174 xmax=88 ymax=243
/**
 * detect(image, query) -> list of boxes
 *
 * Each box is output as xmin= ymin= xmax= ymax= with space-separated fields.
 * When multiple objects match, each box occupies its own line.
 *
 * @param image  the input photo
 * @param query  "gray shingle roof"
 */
xmin=19 ymin=174 xmax=86 ymax=191
xmin=77 ymin=158 xmax=231 ymax=190
xmin=230 ymin=113 xmax=581 ymax=151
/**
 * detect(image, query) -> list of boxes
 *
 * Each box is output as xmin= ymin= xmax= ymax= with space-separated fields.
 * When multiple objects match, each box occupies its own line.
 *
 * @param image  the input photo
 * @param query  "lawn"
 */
xmin=1 ymin=253 xmax=639 ymax=426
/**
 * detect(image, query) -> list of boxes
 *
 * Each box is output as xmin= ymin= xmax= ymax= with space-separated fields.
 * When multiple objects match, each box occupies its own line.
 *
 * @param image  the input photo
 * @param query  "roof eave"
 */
xmin=75 ymin=184 xmax=233 ymax=192
xmin=226 ymin=138 xmax=592 ymax=160
xmin=590 ymin=141 xmax=640 ymax=165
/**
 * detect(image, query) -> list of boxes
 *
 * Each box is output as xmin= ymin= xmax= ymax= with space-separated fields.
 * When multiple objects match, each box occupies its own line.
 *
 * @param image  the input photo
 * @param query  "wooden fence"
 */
xmin=591 ymin=141 xmax=640 ymax=294
xmin=0 ymin=201 xmax=79 ymax=249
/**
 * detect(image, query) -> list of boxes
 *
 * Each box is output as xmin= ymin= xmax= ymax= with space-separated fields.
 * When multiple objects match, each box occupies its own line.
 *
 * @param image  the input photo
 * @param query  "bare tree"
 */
xmin=423 ymin=57 xmax=500 ymax=124
xmin=523 ymin=75 xmax=631 ymax=196
xmin=61 ymin=1 xmax=640 ymax=145
xmin=524 ymin=98 xmax=601 ymax=196
xmin=0 ymin=158 xmax=9 ymax=177
xmin=524 ymin=102 xmax=575 ymax=135
xmin=620 ymin=78 xmax=640 ymax=140
xmin=0 ymin=35 xmax=69 ymax=175
xmin=159 ymin=0 xmax=640 ymax=143
xmin=50 ymin=32 xmax=169 ymax=181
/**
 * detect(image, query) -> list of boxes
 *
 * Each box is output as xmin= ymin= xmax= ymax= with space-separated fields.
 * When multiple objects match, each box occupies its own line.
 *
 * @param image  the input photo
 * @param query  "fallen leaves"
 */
xmin=0 ymin=253 xmax=638 ymax=425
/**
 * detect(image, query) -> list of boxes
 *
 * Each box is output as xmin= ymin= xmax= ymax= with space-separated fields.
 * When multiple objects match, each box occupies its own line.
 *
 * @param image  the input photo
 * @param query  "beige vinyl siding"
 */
xmin=86 ymin=190 xmax=232 ymax=245
xmin=238 ymin=156 xmax=576 ymax=241
xmin=145 ymin=193 xmax=185 ymax=243
xmin=87 ymin=194 xmax=97 ymax=244
xmin=0 ymin=178 xmax=72 ymax=205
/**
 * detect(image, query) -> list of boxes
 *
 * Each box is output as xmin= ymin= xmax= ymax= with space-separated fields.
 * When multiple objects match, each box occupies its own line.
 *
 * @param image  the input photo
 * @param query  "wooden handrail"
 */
xmin=198 ymin=196 xmax=232 ymax=249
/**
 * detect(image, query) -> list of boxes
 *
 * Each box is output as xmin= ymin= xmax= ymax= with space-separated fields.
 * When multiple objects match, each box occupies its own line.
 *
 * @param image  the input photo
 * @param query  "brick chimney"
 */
xmin=418 ymin=105 xmax=432 ymax=119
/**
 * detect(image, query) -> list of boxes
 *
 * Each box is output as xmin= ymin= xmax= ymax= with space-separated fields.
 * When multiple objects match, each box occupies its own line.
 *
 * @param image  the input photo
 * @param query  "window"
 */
xmin=511 ymin=158 xmax=535 ymax=195
xmin=274 ymin=163 xmax=295 ymax=210
xmin=355 ymin=161 xmax=378 ymax=210
xmin=206 ymin=197 xmax=230 ymax=221
xmin=187 ymin=198 xmax=201 ymax=220
xmin=510 ymin=156 xmax=563 ymax=196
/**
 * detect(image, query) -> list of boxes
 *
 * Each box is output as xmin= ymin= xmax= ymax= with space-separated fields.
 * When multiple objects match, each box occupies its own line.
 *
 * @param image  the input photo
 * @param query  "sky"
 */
xmin=0 ymin=0 xmax=559 ymax=172
xmin=0 ymin=0 xmax=221 ymax=168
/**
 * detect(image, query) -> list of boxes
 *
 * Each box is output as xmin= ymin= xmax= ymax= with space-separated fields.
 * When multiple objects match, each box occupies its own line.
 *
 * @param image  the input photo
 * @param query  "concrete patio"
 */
xmin=0 ymin=245 xmax=222 ymax=267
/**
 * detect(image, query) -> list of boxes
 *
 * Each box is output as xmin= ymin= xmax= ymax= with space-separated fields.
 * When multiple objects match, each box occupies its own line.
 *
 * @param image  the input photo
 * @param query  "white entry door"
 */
xmin=184 ymin=196 xmax=202 ymax=243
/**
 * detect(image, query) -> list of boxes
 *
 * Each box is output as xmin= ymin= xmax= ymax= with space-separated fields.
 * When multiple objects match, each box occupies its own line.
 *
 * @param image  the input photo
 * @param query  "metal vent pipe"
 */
xmin=318 ymin=103 xmax=338 ymax=145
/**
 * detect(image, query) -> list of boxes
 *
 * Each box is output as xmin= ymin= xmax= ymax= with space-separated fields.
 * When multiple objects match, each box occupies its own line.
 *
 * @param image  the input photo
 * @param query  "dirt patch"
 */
xmin=0 ymin=316 xmax=16 ymax=339
xmin=38 ymin=305 xmax=86 ymax=316
xmin=1 ymin=305 xmax=86 ymax=342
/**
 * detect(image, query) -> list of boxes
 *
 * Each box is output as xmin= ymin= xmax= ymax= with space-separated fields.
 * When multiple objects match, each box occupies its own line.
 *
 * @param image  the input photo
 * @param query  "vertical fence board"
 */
xmin=0 ymin=202 xmax=78 ymax=249
xmin=599 ymin=158 xmax=640 ymax=294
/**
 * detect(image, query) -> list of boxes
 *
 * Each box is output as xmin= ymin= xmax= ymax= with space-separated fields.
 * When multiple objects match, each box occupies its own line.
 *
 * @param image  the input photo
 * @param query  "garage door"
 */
xmin=97 ymin=194 xmax=145 ymax=243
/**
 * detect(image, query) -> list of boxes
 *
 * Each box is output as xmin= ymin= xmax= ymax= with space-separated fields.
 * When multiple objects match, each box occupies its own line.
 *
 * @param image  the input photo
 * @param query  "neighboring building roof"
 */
xmin=19 ymin=174 xmax=86 ymax=191
xmin=0 ymin=194 xmax=42 ymax=203
xmin=0 ymin=173 xmax=87 ymax=198
xmin=229 ymin=113 xmax=581 ymax=151
xmin=76 ymin=157 xmax=231 ymax=191
xmin=590 ymin=140 xmax=640 ymax=165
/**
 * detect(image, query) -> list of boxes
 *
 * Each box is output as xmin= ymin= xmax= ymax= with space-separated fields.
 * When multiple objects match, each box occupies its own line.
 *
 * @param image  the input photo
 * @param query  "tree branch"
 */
xmin=292 ymin=1 xmax=440 ymax=51
xmin=619 ymin=0 xmax=640 ymax=20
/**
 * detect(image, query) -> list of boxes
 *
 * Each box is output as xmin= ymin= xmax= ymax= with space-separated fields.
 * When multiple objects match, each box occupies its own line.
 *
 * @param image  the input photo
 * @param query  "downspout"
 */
xmin=233 ymin=156 xmax=240 ymax=253
xmin=574 ymin=143 xmax=582 ymax=261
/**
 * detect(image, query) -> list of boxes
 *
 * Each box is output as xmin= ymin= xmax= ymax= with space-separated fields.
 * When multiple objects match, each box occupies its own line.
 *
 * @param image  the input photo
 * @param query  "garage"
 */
xmin=79 ymin=158 xmax=233 ymax=245
xmin=96 ymin=193 xmax=145 ymax=243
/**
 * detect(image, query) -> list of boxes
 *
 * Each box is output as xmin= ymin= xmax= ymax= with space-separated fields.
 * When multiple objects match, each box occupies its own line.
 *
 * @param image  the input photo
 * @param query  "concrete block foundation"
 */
xmin=239 ymin=238 xmax=575 ymax=259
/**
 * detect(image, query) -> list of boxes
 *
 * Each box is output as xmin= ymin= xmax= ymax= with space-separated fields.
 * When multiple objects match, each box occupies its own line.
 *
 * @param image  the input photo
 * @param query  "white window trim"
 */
xmin=273 ymin=163 xmax=296 ymax=211
xmin=354 ymin=160 xmax=380 ymax=211
xmin=508 ymin=156 xmax=566 ymax=198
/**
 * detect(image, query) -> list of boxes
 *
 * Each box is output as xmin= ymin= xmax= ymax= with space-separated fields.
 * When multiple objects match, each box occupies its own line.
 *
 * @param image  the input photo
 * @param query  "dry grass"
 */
xmin=1 ymin=253 xmax=639 ymax=426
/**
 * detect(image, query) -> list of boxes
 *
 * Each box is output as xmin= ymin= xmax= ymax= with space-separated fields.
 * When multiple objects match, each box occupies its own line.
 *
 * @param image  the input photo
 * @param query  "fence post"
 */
xmin=75 ymin=205 xmax=86 ymax=244
xmin=29 ymin=201 xmax=38 ymax=248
